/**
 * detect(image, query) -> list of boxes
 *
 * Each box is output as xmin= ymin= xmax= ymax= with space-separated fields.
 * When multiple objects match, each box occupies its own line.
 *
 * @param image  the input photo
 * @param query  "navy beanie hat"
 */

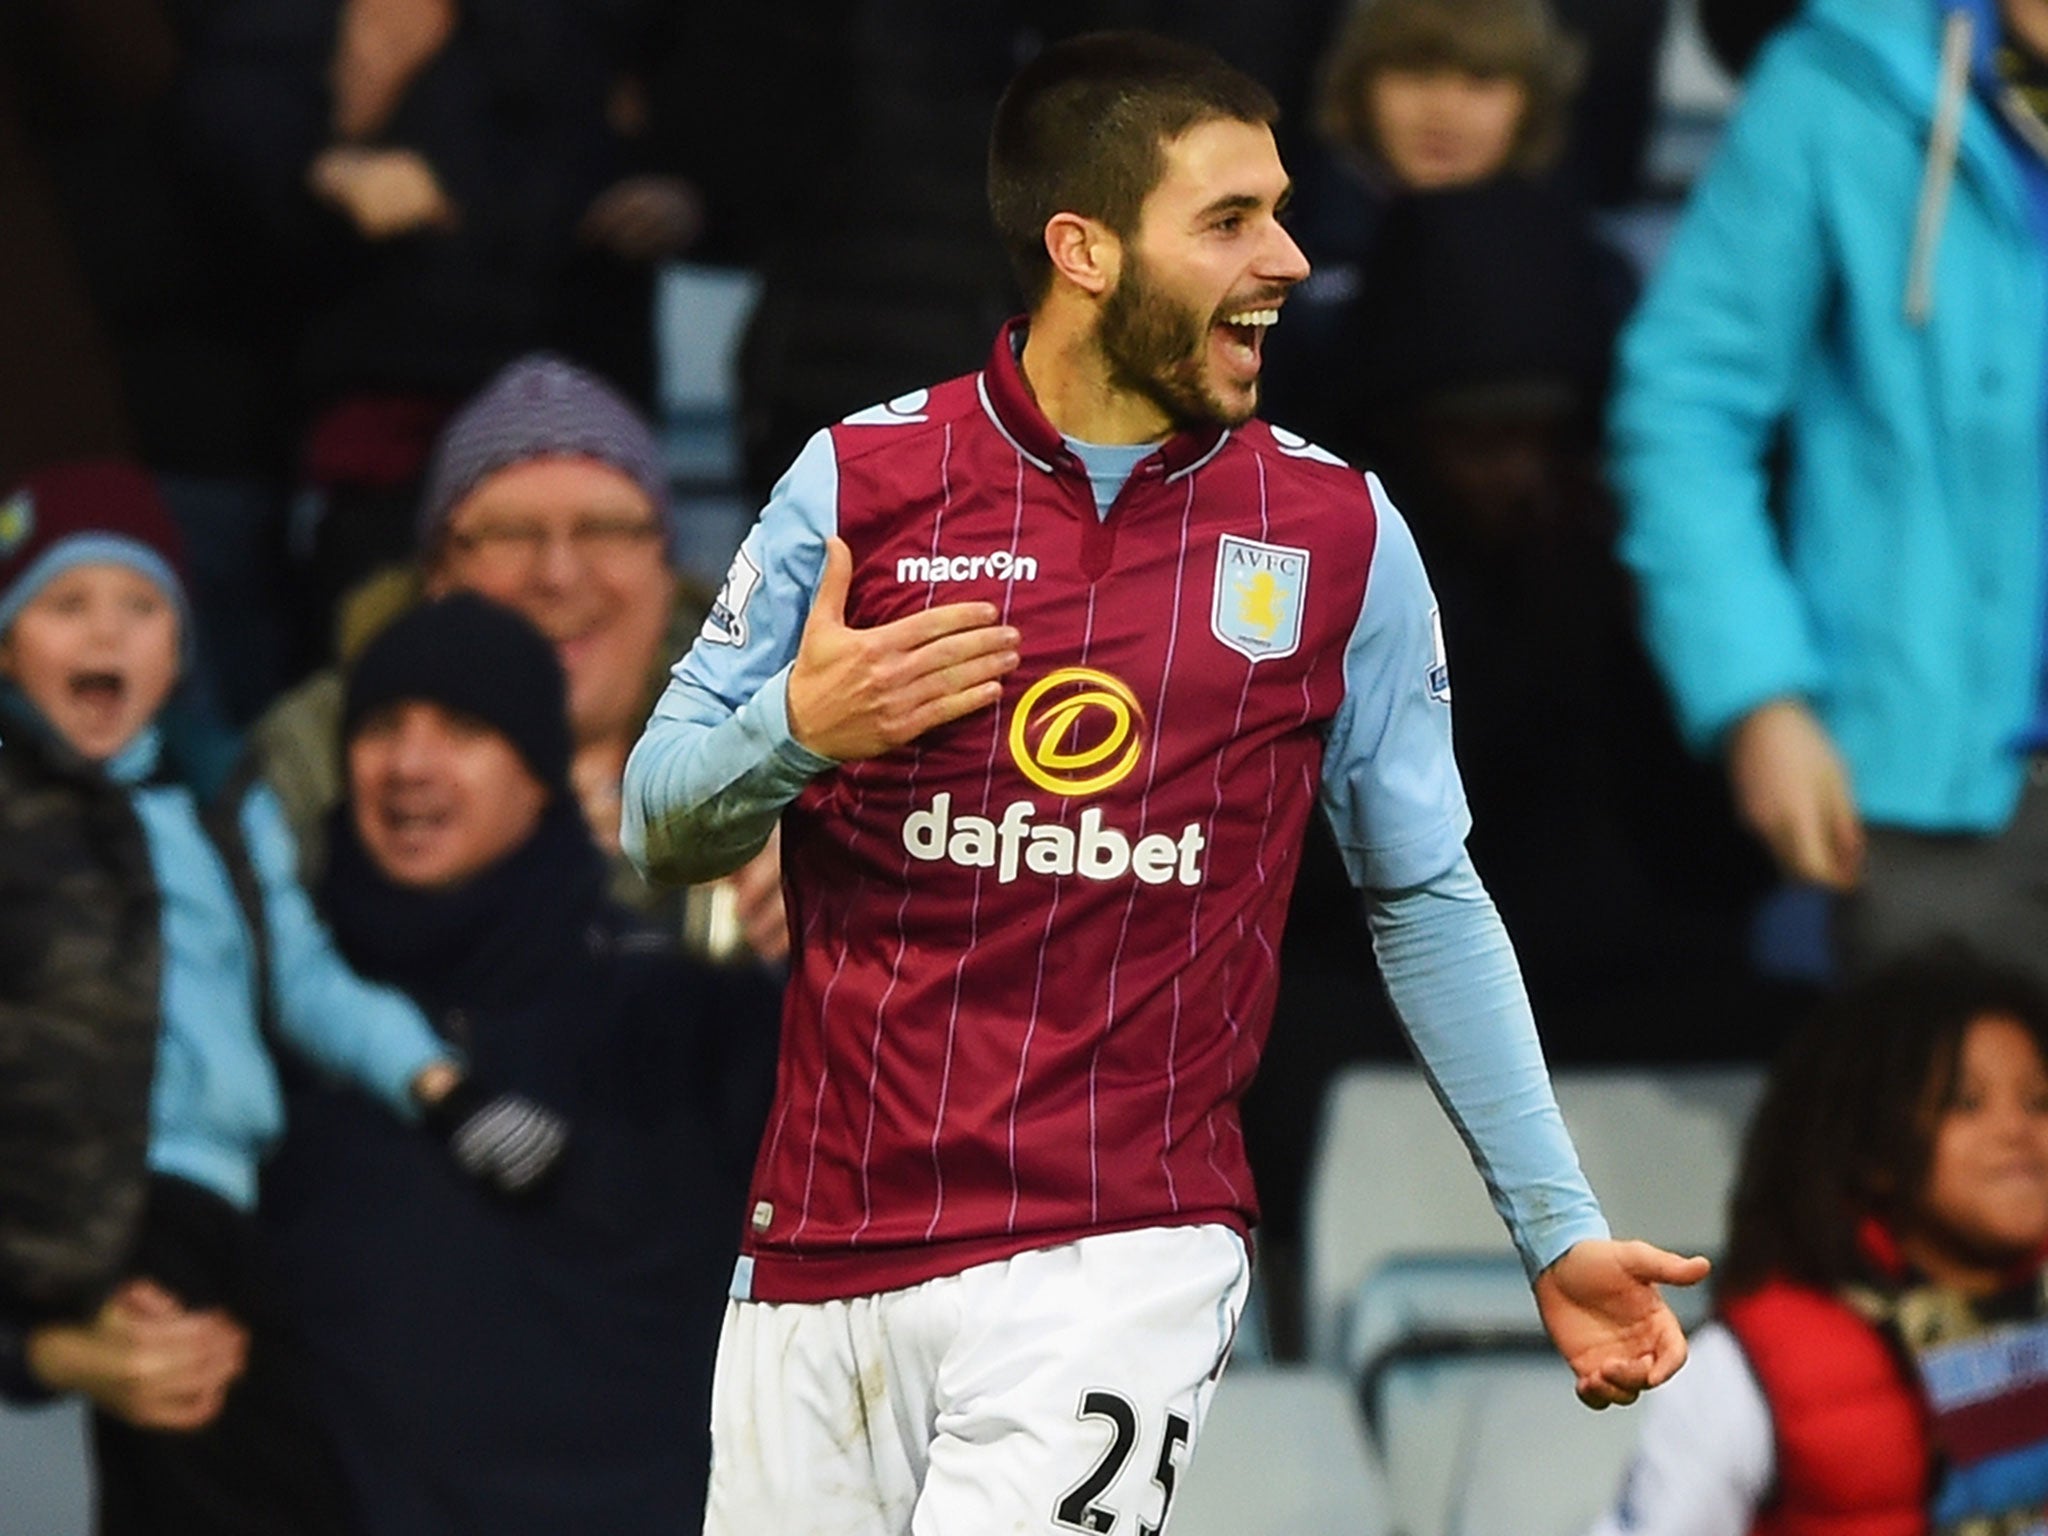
xmin=416 ymin=353 xmax=676 ymax=560
xmin=343 ymin=593 xmax=573 ymax=796
xmin=0 ymin=461 xmax=190 ymax=641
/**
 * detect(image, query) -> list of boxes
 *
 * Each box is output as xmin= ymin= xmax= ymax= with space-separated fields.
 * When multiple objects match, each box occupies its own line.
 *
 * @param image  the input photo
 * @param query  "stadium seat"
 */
xmin=1302 ymin=1066 xmax=1513 ymax=1365
xmin=1549 ymin=1066 xmax=1763 ymax=1255
xmin=0 ymin=1396 xmax=91 ymax=1535
xmin=1343 ymin=1253 xmax=1699 ymax=1536
xmin=1302 ymin=1062 xmax=1757 ymax=1534
xmin=1368 ymin=1345 xmax=1642 ymax=1536
xmin=1302 ymin=1063 xmax=1761 ymax=1366
xmin=1173 ymin=1364 xmax=1391 ymax=1536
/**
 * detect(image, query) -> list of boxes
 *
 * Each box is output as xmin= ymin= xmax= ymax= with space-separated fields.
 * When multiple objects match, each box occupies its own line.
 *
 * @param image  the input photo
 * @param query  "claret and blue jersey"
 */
xmin=624 ymin=323 xmax=1607 ymax=1303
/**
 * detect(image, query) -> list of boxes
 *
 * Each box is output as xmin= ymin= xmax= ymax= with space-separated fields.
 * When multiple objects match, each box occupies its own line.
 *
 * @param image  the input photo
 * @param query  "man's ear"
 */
xmin=1043 ymin=212 xmax=1121 ymax=298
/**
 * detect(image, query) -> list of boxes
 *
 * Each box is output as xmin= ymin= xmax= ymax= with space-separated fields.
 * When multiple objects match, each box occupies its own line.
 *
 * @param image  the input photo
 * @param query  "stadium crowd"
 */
xmin=7 ymin=0 xmax=2048 ymax=1531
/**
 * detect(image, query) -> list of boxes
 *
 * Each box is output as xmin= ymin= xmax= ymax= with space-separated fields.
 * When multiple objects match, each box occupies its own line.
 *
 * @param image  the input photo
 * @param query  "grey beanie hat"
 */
xmin=416 ymin=353 xmax=676 ymax=560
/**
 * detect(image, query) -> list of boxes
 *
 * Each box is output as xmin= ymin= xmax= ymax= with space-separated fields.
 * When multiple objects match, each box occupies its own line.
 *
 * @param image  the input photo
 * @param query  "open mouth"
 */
xmin=376 ymin=803 xmax=456 ymax=847
xmin=66 ymin=670 xmax=128 ymax=720
xmin=1215 ymin=306 xmax=1282 ymax=377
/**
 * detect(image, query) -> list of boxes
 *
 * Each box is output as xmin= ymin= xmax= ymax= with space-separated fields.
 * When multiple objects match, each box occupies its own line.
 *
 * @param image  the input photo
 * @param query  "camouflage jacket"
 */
xmin=0 ymin=721 xmax=265 ymax=1326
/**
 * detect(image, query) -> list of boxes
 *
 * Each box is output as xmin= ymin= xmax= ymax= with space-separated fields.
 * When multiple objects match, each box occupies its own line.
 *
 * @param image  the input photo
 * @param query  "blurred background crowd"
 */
xmin=12 ymin=0 xmax=2048 ymax=1531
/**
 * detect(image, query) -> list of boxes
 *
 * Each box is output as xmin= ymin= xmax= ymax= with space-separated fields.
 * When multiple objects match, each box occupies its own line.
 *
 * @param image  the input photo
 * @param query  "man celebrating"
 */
xmin=627 ymin=29 xmax=1704 ymax=1535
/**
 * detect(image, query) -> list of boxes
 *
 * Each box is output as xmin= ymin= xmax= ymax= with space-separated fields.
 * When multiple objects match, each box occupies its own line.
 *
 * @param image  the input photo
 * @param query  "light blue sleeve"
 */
xmin=1367 ymin=856 xmax=1608 ymax=1278
xmin=623 ymin=429 xmax=841 ymax=886
xmin=1319 ymin=477 xmax=1471 ymax=891
xmin=1607 ymin=31 xmax=1833 ymax=752
xmin=243 ymin=786 xmax=453 ymax=1117
xmin=1321 ymin=478 xmax=1604 ymax=1275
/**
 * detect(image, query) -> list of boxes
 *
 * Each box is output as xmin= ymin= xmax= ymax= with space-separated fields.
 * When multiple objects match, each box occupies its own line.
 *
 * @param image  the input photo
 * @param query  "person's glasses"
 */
xmin=445 ymin=514 xmax=664 ymax=572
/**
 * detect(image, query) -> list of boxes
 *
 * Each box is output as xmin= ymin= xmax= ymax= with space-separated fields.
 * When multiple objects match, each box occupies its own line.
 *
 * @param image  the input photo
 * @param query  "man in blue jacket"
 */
xmin=1612 ymin=0 xmax=2048 ymax=968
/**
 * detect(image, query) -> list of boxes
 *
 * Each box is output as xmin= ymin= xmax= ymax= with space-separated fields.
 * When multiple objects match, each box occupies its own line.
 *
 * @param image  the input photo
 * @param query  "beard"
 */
xmin=1096 ymin=253 xmax=1260 ymax=431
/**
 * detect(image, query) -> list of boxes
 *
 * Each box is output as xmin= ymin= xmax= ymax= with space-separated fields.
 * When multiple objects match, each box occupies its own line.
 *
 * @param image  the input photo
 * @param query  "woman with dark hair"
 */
xmin=1591 ymin=947 xmax=2048 ymax=1534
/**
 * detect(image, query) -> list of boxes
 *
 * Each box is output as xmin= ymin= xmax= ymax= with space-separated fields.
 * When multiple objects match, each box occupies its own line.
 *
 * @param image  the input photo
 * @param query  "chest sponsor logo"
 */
xmin=1212 ymin=535 xmax=1309 ymax=663
xmin=899 ymin=665 xmax=1208 ymax=886
xmin=896 ymin=548 xmax=1039 ymax=584
xmin=701 ymin=546 xmax=762 ymax=648
xmin=1009 ymin=667 xmax=1143 ymax=797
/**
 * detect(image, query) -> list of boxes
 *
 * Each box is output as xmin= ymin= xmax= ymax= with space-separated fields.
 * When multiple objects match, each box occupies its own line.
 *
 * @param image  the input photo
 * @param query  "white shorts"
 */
xmin=702 ymin=1223 xmax=1251 ymax=1536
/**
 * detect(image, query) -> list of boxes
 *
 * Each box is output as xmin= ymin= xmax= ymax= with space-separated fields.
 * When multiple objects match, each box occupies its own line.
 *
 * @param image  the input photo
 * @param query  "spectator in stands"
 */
xmin=0 ymin=462 xmax=557 ymax=1535
xmin=1591 ymin=946 xmax=2048 ymax=1532
xmin=1610 ymin=0 xmax=2048 ymax=979
xmin=0 ymin=0 xmax=300 ymax=729
xmin=261 ymin=592 xmax=763 ymax=1536
xmin=179 ymin=0 xmax=703 ymax=672
xmin=250 ymin=352 xmax=789 ymax=964
xmin=1262 ymin=0 xmax=1590 ymax=443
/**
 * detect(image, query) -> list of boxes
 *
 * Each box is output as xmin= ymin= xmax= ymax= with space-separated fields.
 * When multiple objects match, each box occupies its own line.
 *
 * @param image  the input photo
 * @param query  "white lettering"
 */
xmin=948 ymin=814 xmax=997 ymax=868
xmin=1026 ymin=824 xmax=1074 ymax=876
xmin=1077 ymin=809 xmax=1129 ymax=881
xmin=904 ymin=793 xmax=952 ymax=859
xmin=901 ymin=796 xmax=1205 ymax=887
xmin=996 ymin=801 xmax=1033 ymax=884
xmin=893 ymin=549 xmax=1040 ymax=585
xmin=1131 ymin=834 xmax=1178 ymax=885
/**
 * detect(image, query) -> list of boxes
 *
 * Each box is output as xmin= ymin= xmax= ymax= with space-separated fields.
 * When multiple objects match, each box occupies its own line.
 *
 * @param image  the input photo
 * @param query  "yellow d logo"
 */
xmin=1008 ymin=667 xmax=1145 ymax=797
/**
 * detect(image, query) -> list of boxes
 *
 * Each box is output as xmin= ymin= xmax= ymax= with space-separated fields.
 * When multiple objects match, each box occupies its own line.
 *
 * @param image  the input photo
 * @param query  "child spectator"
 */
xmin=0 ymin=461 xmax=560 ymax=1535
xmin=260 ymin=593 xmax=767 ymax=1535
xmin=1263 ymin=0 xmax=1588 ymax=442
xmin=1591 ymin=947 xmax=2048 ymax=1532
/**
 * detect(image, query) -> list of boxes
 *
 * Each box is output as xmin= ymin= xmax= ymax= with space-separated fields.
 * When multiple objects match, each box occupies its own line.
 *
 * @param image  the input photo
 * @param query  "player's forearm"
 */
xmin=623 ymin=665 xmax=834 ymax=886
xmin=1367 ymin=856 xmax=1608 ymax=1279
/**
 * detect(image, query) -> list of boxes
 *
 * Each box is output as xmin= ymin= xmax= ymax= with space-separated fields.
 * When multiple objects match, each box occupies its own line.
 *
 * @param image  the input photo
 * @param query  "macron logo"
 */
xmin=896 ymin=549 xmax=1039 ymax=584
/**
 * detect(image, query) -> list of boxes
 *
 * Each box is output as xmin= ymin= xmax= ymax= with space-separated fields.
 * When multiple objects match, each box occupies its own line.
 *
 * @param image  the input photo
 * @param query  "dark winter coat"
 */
xmin=261 ymin=798 xmax=773 ymax=1536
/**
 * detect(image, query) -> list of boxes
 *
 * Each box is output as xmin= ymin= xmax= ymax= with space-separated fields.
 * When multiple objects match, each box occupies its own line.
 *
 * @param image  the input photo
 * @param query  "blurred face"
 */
xmin=429 ymin=457 xmax=675 ymax=748
xmin=0 ymin=564 xmax=180 ymax=761
xmin=1900 ymin=1015 xmax=2048 ymax=1293
xmin=347 ymin=700 xmax=549 ymax=890
xmin=1368 ymin=67 xmax=1529 ymax=189
xmin=1098 ymin=117 xmax=1310 ymax=433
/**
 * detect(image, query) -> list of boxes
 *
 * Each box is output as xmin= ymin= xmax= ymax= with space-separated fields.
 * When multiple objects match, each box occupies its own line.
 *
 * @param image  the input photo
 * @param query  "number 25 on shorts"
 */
xmin=1054 ymin=1390 xmax=1193 ymax=1536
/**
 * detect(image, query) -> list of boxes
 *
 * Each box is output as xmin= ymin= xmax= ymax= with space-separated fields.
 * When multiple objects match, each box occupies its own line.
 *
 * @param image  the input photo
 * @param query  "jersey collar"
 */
xmin=978 ymin=317 xmax=1230 ymax=482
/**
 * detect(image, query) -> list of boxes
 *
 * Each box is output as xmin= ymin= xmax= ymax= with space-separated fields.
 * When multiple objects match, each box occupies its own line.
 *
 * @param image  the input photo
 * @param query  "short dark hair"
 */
xmin=1316 ymin=0 xmax=1584 ymax=180
xmin=1718 ymin=944 xmax=2048 ymax=1301
xmin=988 ymin=30 xmax=1280 ymax=306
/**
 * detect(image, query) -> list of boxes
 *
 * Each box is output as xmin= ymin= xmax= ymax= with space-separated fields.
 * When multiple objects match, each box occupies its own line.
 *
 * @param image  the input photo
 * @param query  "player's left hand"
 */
xmin=1533 ymin=1239 xmax=1710 ymax=1409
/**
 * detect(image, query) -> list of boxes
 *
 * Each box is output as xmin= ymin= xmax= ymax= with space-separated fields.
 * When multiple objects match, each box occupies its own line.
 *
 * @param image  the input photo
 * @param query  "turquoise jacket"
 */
xmin=1611 ymin=0 xmax=2047 ymax=831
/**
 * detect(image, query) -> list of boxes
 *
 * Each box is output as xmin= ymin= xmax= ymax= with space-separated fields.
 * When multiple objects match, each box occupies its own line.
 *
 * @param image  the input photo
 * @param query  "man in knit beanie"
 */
xmin=339 ymin=589 xmax=573 ymax=884
xmin=409 ymin=355 xmax=788 ymax=962
xmin=251 ymin=351 xmax=789 ymax=963
xmin=414 ymin=352 xmax=680 ymax=563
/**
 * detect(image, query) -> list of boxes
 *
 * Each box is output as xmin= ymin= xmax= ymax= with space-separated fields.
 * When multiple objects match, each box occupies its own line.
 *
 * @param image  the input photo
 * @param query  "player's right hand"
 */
xmin=787 ymin=537 xmax=1021 ymax=761
xmin=1726 ymin=697 xmax=1864 ymax=890
xmin=26 ymin=1280 xmax=249 ymax=1431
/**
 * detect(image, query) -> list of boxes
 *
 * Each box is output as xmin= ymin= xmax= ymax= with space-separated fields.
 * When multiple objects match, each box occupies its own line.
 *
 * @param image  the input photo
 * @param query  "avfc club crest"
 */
xmin=1211 ymin=534 xmax=1309 ymax=663
xmin=0 ymin=491 xmax=33 ymax=559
